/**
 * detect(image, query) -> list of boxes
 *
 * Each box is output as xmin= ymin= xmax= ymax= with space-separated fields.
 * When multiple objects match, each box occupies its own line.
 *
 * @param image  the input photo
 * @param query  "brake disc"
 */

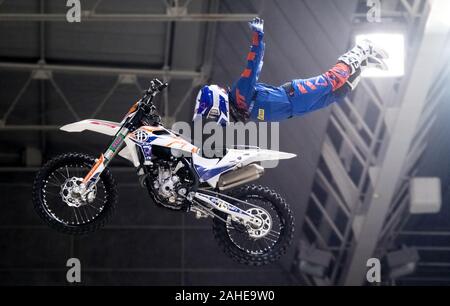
xmin=60 ymin=177 xmax=96 ymax=207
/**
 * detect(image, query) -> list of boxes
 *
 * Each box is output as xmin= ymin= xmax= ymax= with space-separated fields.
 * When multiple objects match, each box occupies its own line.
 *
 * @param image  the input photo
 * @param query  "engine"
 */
xmin=146 ymin=159 xmax=195 ymax=210
xmin=153 ymin=165 xmax=187 ymax=204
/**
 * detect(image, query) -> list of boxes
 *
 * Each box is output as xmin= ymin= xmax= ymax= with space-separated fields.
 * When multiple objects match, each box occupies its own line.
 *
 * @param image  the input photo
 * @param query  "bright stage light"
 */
xmin=355 ymin=33 xmax=405 ymax=78
xmin=432 ymin=0 xmax=450 ymax=26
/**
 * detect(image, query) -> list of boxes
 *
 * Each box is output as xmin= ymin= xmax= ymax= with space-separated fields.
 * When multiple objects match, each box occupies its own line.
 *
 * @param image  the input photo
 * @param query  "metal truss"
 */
xmin=294 ymin=0 xmax=450 ymax=285
xmin=0 ymin=0 xmax=230 ymax=132
xmin=0 ymin=62 xmax=202 ymax=79
xmin=0 ymin=0 xmax=256 ymax=22
xmin=0 ymin=64 xmax=203 ymax=130
xmin=0 ymin=13 xmax=255 ymax=22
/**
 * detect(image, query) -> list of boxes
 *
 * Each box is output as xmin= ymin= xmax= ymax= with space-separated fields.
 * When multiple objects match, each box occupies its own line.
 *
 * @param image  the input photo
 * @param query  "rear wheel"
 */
xmin=212 ymin=185 xmax=294 ymax=266
xmin=32 ymin=153 xmax=117 ymax=235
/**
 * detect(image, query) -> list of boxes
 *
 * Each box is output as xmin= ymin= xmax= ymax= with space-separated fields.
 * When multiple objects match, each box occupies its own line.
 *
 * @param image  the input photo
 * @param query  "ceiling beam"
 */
xmin=0 ymin=61 xmax=201 ymax=79
xmin=0 ymin=125 xmax=61 ymax=131
xmin=0 ymin=13 xmax=256 ymax=22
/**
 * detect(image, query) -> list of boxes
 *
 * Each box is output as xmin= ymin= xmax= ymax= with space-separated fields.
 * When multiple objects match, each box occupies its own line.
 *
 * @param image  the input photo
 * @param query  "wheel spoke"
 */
xmin=44 ymin=191 xmax=59 ymax=196
xmin=87 ymin=203 xmax=101 ymax=212
xmin=72 ymin=207 xmax=80 ymax=224
xmin=256 ymin=239 xmax=266 ymax=251
xmin=55 ymin=170 xmax=68 ymax=181
xmin=50 ymin=174 xmax=63 ymax=186
xmin=82 ymin=206 xmax=91 ymax=222
xmin=267 ymin=230 xmax=281 ymax=238
xmin=258 ymin=235 xmax=278 ymax=243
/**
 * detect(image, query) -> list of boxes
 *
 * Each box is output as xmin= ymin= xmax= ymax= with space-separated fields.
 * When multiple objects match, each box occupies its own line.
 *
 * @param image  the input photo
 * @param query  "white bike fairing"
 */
xmin=61 ymin=120 xmax=296 ymax=188
xmin=192 ymin=149 xmax=296 ymax=187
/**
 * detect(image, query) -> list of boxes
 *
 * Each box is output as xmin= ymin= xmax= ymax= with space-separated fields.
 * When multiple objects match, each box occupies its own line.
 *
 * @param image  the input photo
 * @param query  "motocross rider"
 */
xmin=193 ymin=17 xmax=388 ymax=125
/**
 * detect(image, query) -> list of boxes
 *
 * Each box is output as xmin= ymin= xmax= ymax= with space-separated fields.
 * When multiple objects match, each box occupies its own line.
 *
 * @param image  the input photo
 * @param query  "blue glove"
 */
xmin=249 ymin=17 xmax=264 ymax=36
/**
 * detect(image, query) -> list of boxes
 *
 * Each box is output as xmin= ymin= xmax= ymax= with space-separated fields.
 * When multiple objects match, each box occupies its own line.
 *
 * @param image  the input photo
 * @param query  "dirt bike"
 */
xmin=32 ymin=79 xmax=296 ymax=265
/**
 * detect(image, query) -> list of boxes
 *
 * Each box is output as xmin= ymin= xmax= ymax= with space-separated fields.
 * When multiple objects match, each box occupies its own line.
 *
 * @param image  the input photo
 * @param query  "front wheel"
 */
xmin=212 ymin=185 xmax=294 ymax=266
xmin=32 ymin=153 xmax=118 ymax=235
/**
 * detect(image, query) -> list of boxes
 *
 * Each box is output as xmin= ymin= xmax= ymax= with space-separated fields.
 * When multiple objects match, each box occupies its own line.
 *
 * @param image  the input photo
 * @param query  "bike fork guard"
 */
xmin=83 ymin=127 xmax=129 ymax=190
xmin=82 ymin=153 xmax=106 ymax=189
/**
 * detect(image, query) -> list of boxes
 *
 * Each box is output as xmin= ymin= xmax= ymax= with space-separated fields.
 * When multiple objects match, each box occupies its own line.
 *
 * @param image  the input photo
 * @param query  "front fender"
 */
xmin=60 ymin=119 xmax=120 ymax=136
xmin=60 ymin=119 xmax=136 ymax=165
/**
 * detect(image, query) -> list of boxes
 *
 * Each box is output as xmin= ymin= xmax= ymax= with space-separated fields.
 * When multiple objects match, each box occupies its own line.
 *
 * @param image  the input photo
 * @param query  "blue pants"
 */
xmin=231 ymin=63 xmax=351 ymax=122
xmin=248 ymin=79 xmax=350 ymax=122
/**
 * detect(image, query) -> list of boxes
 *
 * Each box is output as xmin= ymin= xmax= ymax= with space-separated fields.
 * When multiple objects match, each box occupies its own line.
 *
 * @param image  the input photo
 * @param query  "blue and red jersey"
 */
xmin=229 ymin=30 xmax=351 ymax=122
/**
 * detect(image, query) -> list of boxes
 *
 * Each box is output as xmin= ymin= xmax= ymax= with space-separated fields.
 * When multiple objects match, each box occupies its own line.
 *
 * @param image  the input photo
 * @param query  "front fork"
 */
xmin=78 ymin=126 xmax=130 ymax=195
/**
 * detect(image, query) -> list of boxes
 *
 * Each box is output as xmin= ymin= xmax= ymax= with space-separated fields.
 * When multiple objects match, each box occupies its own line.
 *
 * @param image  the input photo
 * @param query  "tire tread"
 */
xmin=32 ymin=152 xmax=117 ymax=235
xmin=212 ymin=184 xmax=294 ymax=266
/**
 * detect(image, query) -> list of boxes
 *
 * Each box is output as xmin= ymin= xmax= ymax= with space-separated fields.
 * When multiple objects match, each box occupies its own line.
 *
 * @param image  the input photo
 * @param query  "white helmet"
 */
xmin=193 ymin=85 xmax=230 ymax=126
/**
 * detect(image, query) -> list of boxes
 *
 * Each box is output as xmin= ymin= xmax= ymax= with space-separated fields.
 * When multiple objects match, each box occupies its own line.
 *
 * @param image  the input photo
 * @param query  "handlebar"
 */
xmin=145 ymin=78 xmax=168 ymax=96
xmin=131 ymin=78 xmax=168 ymax=127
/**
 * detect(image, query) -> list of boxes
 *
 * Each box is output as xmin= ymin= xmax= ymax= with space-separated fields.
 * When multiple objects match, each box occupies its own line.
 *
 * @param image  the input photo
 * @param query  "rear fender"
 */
xmin=194 ymin=148 xmax=297 ymax=187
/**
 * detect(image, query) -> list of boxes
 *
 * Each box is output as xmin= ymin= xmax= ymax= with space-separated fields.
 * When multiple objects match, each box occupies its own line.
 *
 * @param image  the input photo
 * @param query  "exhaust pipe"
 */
xmin=217 ymin=164 xmax=264 ymax=191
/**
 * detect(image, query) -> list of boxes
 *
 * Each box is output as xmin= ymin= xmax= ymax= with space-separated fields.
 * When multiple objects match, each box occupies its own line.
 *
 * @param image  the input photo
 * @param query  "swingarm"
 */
xmin=194 ymin=192 xmax=263 ymax=228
